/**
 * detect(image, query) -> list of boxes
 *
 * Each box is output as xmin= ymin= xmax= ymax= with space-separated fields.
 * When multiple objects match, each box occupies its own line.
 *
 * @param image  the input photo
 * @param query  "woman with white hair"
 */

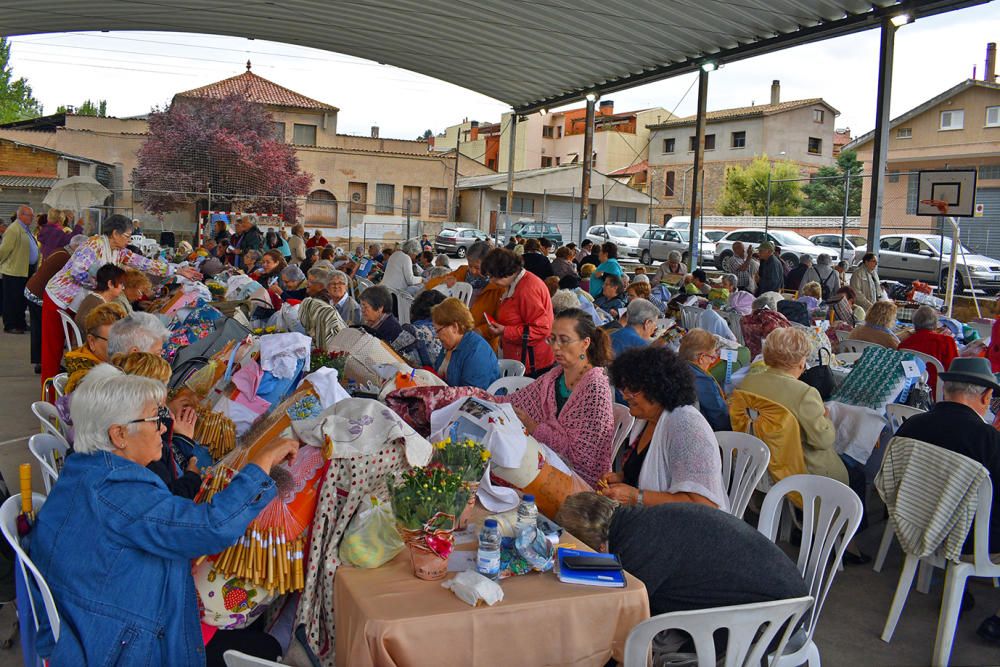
xmin=107 ymin=312 xmax=171 ymax=357
xmin=380 ymin=238 xmax=424 ymax=294
xmin=30 ymin=368 xmax=298 ymax=666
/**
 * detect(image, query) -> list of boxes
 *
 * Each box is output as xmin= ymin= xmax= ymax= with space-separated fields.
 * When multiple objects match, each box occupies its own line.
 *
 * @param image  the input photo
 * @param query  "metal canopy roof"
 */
xmin=1 ymin=0 xmax=987 ymax=112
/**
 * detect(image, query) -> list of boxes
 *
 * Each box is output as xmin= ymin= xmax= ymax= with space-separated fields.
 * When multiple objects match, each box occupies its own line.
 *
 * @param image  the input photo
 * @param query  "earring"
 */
xmin=579 ymin=354 xmax=586 ymax=360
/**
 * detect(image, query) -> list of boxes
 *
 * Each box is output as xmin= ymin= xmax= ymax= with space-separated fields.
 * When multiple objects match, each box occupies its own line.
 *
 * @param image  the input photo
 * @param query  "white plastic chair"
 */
xmin=0 ymin=494 xmax=59 ymax=644
xmin=835 ymin=351 xmax=862 ymax=366
xmin=834 ymin=339 xmax=884 ymax=355
xmin=433 ymin=283 xmax=451 ymax=297
xmin=497 ymin=359 xmax=526 ymax=378
xmin=57 ymin=309 xmax=83 ymax=352
xmin=51 ymin=373 xmax=69 ymax=399
xmin=622 ymin=596 xmax=814 ymax=667
xmin=905 ymin=349 xmax=945 ymax=399
xmin=833 ymin=329 xmax=853 ymax=343
xmin=223 ymin=650 xmax=283 ymax=666
xmin=715 ymin=431 xmax=771 ymax=520
xmin=757 ymin=474 xmax=864 ymax=667
xmin=486 ymin=376 xmax=534 ymax=396
xmin=31 ymin=401 xmax=69 ymax=445
xmin=28 ymin=434 xmax=68 ymax=494
xmin=451 ymin=281 xmax=474 ymax=306
xmin=679 ymin=305 xmax=703 ymax=330
xmin=610 ymin=403 xmax=636 ymax=472
xmin=391 ymin=290 xmax=414 ymax=325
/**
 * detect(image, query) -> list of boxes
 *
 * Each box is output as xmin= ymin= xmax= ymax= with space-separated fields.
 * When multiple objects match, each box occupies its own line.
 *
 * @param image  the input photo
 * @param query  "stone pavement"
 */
xmin=0 ymin=330 xmax=999 ymax=666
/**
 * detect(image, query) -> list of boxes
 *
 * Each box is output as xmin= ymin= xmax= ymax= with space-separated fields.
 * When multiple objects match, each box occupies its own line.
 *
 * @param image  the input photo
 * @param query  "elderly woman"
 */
xmin=829 ymin=285 xmax=865 ymax=325
xmin=482 ymin=248 xmax=554 ymax=374
xmin=73 ymin=263 xmax=125 ymax=332
xmin=739 ymin=327 xmax=848 ymax=487
xmin=848 ymin=300 xmax=899 ymax=349
xmin=601 ymin=346 xmax=728 ymax=509
xmin=107 ymin=312 xmax=171 ymax=357
xmin=594 ymin=274 xmax=627 ymax=319
xmin=277 ymin=264 xmax=307 ymax=301
xmin=678 ymin=329 xmax=731 ymax=431
xmin=899 ymin=304 xmax=958 ymax=397
xmin=27 ymin=234 xmax=87 ymax=372
xmin=64 ymin=302 xmax=128 ymax=393
xmin=610 ymin=298 xmax=660 ymax=357
xmin=551 ymin=246 xmax=578 ymax=279
xmin=287 ymin=223 xmax=307 ymax=264
xmin=265 ymin=230 xmax=291 ymax=261
xmin=589 ymin=242 xmax=623 ymax=299
xmin=31 ymin=369 xmax=296 ymax=666
xmin=381 ymin=238 xmax=424 ymax=294
xmin=41 ymin=214 xmax=201 ymax=382
xmin=115 ymin=269 xmax=153 ymax=314
xmin=626 ymin=280 xmax=666 ymax=314
xmin=359 ymin=285 xmax=404 ymax=344
xmin=797 ymin=281 xmax=823 ymax=312
xmin=652 ymin=250 xmax=687 ymax=285
xmin=495 ymin=308 xmax=615 ymax=486
xmin=740 ymin=294 xmax=791 ymax=358
xmin=392 ymin=289 xmax=445 ymax=367
xmin=432 ymin=297 xmax=499 ymax=390
xmin=38 ymin=208 xmax=84 ymax=260
xmin=325 ymin=269 xmax=361 ymax=324
xmin=551 ymin=289 xmax=581 ymax=315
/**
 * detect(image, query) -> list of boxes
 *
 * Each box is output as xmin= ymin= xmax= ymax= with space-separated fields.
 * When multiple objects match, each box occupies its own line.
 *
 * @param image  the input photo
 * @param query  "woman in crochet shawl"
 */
xmin=495 ymin=308 xmax=615 ymax=487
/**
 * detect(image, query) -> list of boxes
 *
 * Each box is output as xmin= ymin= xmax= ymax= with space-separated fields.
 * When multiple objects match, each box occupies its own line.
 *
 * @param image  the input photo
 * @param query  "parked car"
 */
xmin=703 ymin=229 xmax=727 ymax=243
xmin=714 ymin=229 xmax=838 ymax=269
xmin=638 ymin=228 xmax=715 ymax=267
xmin=809 ymin=233 xmax=868 ymax=265
xmin=585 ymin=225 xmax=640 ymax=258
xmin=434 ymin=227 xmax=489 ymax=257
xmin=507 ymin=221 xmax=563 ymax=246
xmin=876 ymin=233 xmax=1000 ymax=292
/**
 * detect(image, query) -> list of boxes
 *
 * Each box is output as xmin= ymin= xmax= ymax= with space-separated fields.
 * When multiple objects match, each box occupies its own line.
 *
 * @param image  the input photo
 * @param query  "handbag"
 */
xmin=521 ymin=325 xmax=536 ymax=375
xmin=800 ymin=347 xmax=835 ymax=401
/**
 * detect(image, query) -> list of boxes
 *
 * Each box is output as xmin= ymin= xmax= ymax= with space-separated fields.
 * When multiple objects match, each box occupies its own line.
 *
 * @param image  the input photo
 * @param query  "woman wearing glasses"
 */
xmin=63 ymin=301 xmax=128 ymax=393
xmin=495 ymin=308 xmax=615 ymax=487
xmin=430 ymin=297 xmax=499 ymax=390
xmin=30 ymin=368 xmax=298 ymax=666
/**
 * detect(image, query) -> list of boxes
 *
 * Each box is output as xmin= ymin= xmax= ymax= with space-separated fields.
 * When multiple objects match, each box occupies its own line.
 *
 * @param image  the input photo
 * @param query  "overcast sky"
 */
xmin=7 ymin=2 xmax=998 ymax=141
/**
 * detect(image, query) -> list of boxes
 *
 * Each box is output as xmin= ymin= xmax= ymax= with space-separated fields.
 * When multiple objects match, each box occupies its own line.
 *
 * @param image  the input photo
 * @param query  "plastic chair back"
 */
xmin=28 ymin=434 xmax=68 ymax=494
xmin=31 ymin=402 xmax=69 ymax=445
xmin=497 ymin=359 xmax=526 ymax=378
xmin=223 ymin=650 xmax=283 ymax=666
xmin=904 ymin=349 xmax=945 ymax=399
xmin=355 ymin=277 xmax=374 ymax=292
xmin=51 ymin=373 xmax=69 ymax=399
xmin=610 ymin=403 xmax=636 ymax=472
xmin=885 ymin=403 xmax=925 ymax=434
xmin=57 ymin=310 xmax=83 ymax=353
xmin=758 ymin=474 xmax=863 ymax=645
xmin=391 ymin=290 xmax=413 ymax=325
xmin=715 ymin=431 xmax=771 ymax=519
xmin=451 ymin=282 xmax=474 ymax=306
xmin=680 ymin=305 xmax=702 ymax=330
xmin=0 ymin=494 xmax=59 ymax=642
xmin=486 ymin=376 xmax=534 ymax=396
xmin=835 ymin=338 xmax=885 ymax=354
xmin=623 ymin=596 xmax=813 ymax=667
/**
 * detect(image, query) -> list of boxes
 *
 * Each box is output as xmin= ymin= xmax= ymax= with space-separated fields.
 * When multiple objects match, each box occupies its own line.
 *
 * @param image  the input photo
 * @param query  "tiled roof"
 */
xmin=0 ymin=174 xmax=58 ymax=188
xmin=175 ymin=70 xmax=338 ymax=111
xmin=608 ymin=160 xmax=648 ymax=177
xmin=647 ymin=99 xmax=835 ymax=129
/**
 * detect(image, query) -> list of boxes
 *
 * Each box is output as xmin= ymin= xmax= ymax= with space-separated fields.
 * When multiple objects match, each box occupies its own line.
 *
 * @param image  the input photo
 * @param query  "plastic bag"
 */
xmin=339 ymin=496 xmax=404 ymax=568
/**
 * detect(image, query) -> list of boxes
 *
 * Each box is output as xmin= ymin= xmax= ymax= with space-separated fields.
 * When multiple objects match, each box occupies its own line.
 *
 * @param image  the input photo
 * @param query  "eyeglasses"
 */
xmin=126 ymin=406 xmax=170 ymax=431
xmin=546 ymin=335 xmax=582 ymax=348
xmin=89 ymin=333 xmax=107 ymax=342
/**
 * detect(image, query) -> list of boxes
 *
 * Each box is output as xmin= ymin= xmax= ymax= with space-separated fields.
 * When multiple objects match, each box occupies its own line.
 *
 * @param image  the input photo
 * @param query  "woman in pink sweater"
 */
xmin=496 ymin=309 xmax=615 ymax=486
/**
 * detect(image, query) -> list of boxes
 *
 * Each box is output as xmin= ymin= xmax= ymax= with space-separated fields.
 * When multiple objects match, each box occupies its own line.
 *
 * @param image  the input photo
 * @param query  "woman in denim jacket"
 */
xmin=30 ymin=369 xmax=299 ymax=666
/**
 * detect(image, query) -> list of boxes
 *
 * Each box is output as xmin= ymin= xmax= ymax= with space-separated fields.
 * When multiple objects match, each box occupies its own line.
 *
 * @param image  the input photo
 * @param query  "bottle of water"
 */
xmin=476 ymin=518 xmax=502 ymax=580
xmin=516 ymin=494 xmax=538 ymax=536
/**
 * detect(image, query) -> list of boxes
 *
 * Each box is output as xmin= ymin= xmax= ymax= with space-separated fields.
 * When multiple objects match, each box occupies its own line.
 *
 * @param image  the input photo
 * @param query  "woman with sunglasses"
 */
xmin=494 ymin=308 xmax=615 ymax=487
xmin=30 ymin=368 xmax=298 ymax=667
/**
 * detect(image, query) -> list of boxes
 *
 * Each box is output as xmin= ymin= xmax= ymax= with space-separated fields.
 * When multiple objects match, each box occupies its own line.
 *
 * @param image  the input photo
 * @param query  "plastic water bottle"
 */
xmin=476 ymin=519 xmax=502 ymax=580
xmin=516 ymin=494 xmax=539 ymax=536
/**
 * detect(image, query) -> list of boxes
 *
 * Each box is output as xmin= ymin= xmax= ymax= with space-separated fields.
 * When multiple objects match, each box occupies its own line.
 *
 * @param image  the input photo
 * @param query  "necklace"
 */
xmin=564 ymin=363 xmax=592 ymax=389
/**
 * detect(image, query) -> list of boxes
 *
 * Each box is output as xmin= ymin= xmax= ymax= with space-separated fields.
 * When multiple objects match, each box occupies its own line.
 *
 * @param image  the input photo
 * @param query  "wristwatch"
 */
xmin=636 ymin=489 xmax=645 ymax=507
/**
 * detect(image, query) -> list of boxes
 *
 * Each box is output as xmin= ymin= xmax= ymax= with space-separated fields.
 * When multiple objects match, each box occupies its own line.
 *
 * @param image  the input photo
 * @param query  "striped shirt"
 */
xmin=722 ymin=253 xmax=758 ymax=292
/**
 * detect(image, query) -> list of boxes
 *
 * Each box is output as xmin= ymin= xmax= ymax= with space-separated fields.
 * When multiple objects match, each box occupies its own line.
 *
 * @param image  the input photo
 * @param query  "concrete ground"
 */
xmin=1 ymin=331 xmax=999 ymax=666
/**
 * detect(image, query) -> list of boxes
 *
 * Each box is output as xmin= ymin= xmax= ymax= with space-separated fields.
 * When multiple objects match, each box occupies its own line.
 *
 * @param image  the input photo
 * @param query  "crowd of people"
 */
xmin=7 ymin=205 xmax=1000 ymax=663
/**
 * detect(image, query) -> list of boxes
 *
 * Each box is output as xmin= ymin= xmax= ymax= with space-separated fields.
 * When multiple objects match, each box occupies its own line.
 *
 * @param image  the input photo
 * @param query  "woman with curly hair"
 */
xmin=600 ymin=346 xmax=728 ymax=510
xmin=495 ymin=308 xmax=615 ymax=486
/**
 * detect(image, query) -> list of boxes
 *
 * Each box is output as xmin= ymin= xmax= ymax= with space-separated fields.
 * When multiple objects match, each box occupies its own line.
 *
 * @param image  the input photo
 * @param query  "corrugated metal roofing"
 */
xmin=1 ymin=0 xmax=985 ymax=112
xmin=0 ymin=175 xmax=59 ymax=188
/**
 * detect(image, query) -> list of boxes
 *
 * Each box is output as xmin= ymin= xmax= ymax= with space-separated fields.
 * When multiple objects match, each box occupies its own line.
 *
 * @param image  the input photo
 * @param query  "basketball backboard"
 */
xmin=916 ymin=169 xmax=978 ymax=217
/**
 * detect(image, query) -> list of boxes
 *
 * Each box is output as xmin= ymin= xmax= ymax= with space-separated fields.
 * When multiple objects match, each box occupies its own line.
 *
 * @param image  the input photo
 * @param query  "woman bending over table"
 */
xmin=495 ymin=308 xmax=615 ymax=487
xmin=600 ymin=346 xmax=728 ymax=510
xmin=30 ymin=369 xmax=298 ymax=666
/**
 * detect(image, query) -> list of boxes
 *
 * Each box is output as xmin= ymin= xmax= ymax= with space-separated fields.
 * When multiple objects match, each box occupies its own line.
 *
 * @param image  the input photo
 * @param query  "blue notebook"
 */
xmin=557 ymin=548 xmax=626 ymax=588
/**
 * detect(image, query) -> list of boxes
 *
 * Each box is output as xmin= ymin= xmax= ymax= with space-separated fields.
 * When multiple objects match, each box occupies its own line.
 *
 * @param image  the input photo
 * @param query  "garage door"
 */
xmin=944 ymin=187 xmax=1000 ymax=261
xmin=545 ymin=200 xmax=577 ymax=244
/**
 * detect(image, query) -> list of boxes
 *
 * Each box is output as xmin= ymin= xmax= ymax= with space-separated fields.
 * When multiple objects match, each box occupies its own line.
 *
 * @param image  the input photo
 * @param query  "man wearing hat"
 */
xmin=754 ymin=241 xmax=784 ymax=297
xmin=893 ymin=357 xmax=1000 ymax=642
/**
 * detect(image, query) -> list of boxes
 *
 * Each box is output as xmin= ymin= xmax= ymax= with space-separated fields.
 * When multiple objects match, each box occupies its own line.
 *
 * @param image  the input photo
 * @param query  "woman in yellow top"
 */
xmin=64 ymin=302 xmax=128 ymax=393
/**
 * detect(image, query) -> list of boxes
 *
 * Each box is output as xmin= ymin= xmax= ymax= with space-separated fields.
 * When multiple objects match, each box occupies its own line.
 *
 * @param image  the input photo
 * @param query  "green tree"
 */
xmin=801 ymin=149 xmax=864 ymax=216
xmin=717 ymin=155 xmax=803 ymax=216
xmin=0 ymin=38 xmax=42 ymax=123
xmin=56 ymin=99 xmax=108 ymax=117
xmin=417 ymin=129 xmax=433 ymax=140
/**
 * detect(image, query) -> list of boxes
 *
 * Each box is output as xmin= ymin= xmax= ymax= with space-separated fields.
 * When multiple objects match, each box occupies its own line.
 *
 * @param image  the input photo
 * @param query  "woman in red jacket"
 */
xmin=482 ymin=248 xmax=554 ymax=374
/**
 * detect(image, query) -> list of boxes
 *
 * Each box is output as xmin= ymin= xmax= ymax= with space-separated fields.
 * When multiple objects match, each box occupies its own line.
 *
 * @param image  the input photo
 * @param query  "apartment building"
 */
xmin=645 ymin=80 xmax=838 ymax=222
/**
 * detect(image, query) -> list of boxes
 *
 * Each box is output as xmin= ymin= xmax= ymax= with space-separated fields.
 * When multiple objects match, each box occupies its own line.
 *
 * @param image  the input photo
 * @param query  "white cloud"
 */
xmin=7 ymin=3 xmax=997 ymax=140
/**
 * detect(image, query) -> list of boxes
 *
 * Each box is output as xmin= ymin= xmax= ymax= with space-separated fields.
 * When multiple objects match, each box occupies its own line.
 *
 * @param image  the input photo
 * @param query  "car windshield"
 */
xmin=439 ymin=230 xmax=457 ymax=237
xmin=676 ymin=231 xmax=714 ymax=243
xmin=848 ymin=236 xmax=867 ymax=247
xmin=924 ymin=237 xmax=973 ymax=255
xmin=606 ymin=226 xmax=640 ymax=239
xmin=769 ymin=231 xmax=812 ymax=246
xmin=704 ymin=231 xmax=726 ymax=241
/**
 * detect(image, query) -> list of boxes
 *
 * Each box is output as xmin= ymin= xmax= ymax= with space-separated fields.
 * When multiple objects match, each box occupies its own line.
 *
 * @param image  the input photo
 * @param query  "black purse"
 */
xmin=800 ymin=346 xmax=835 ymax=401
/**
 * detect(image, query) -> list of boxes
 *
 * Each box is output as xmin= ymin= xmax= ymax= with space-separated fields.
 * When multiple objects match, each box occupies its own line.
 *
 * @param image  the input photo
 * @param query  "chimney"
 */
xmin=599 ymin=100 xmax=614 ymax=115
xmin=470 ymin=126 xmax=479 ymax=140
xmin=371 ymin=125 xmax=379 ymax=139
xmin=770 ymin=80 xmax=780 ymax=105
xmin=987 ymin=42 xmax=997 ymax=83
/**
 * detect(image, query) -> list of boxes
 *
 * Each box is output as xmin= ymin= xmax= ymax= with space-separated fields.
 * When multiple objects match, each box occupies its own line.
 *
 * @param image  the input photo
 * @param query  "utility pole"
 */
xmin=503 ymin=113 xmax=518 ymax=243
xmin=451 ymin=128 xmax=462 ymax=222
xmin=580 ymin=96 xmax=596 ymax=243
xmin=688 ymin=68 xmax=709 ymax=267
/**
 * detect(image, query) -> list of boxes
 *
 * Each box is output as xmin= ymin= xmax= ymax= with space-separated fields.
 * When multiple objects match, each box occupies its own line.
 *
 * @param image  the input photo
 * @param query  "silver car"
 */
xmin=809 ymin=233 xmax=868 ymax=265
xmin=876 ymin=233 xmax=1000 ymax=292
xmin=714 ymin=229 xmax=838 ymax=269
xmin=585 ymin=225 xmax=640 ymax=258
xmin=434 ymin=227 xmax=489 ymax=258
xmin=638 ymin=228 xmax=714 ymax=266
